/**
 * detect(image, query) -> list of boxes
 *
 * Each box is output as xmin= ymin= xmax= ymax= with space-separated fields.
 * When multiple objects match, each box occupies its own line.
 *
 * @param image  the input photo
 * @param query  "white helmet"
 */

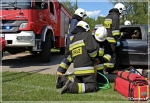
xmin=114 ymin=3 xmax=126 ymax=14
xmin=77 ymin=21 xmax=90 ymax=32
xmin=94 ymin=26 xmax=107 ymax=42
xmin=124 ymin=20 xmax=131 ymax=25
xmin=74 ymin=8 xmax=87 ymax=18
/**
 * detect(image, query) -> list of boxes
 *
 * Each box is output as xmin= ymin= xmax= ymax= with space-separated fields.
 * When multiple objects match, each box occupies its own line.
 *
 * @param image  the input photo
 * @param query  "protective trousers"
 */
xmin=110 ymin=43 xmax=116 ymax=64
xmin=96 ymin=70 xmax=107 ymax=85
xmin=104 ymin=43 xmax=116 ymax=73
xmin=66 ymin=74 xmax=98 ymax=93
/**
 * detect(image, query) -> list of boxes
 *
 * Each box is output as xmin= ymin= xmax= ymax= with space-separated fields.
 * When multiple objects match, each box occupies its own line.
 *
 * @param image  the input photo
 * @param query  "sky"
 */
xmin=70 ymin=0 xmax=114 ymax=19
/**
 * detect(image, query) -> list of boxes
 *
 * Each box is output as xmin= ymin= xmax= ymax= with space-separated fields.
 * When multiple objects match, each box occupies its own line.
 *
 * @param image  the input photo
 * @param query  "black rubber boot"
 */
xmin=60 ymin=80 xmax=72 ymax=94
xmin=56 ymin=75 xmax=63 ymax=89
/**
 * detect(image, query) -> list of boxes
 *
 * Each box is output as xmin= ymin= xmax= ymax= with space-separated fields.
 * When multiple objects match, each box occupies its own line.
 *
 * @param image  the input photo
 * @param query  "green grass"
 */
xmin=2 ymin=71 xmax=130 ymax=101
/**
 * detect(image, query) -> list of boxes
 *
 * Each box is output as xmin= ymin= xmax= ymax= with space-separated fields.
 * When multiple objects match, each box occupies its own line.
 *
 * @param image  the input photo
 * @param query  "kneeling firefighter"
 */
xmin=56 ymin=8 xmax=87 ymax=89
xmin=93 ymin=27 xmax=114 ymax=86
xmin=60 ymin=21 xmax=100 ymax=94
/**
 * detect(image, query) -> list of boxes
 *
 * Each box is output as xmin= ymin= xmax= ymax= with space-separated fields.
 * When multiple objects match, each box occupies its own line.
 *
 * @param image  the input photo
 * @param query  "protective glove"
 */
xmin=116 ymin=41 xmax=121 ymax=47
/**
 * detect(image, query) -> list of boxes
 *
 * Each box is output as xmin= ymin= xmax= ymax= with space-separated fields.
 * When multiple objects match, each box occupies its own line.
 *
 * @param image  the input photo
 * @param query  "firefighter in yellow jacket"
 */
xmin=60 ymin=21 xmax=100 ymax=94
xmin=56 ymin=8 xmax=87 ymax=89
xmin=103 ymin=3 xmax=126 ymax=72
xmin=93 ymin=26 xmax=114 ymax=84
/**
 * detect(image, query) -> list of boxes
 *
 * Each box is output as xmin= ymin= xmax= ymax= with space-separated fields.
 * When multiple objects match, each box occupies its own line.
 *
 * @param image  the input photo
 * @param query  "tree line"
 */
xmin=60 ymin=0 xmax=148 ymax=31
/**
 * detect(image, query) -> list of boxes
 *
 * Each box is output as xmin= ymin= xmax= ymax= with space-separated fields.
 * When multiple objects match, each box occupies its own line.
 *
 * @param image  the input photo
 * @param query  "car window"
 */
xmin=120 ymin=27 xmax=142 ymax=40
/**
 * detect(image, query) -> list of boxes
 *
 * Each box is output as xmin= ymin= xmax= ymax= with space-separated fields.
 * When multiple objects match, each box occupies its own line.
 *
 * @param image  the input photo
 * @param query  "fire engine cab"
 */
xmin=0 ymin=0 xmax=72 ymax=62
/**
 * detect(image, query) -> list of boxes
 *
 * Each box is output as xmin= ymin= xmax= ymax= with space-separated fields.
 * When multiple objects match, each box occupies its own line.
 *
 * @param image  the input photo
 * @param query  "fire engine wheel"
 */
xmin=40 ymin=35 xmax=51 ymax=63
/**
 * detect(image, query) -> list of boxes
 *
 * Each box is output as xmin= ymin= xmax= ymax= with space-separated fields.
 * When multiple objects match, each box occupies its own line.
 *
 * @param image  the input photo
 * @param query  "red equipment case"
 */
xmin=114 ymin=71 xmax=149 ymax=101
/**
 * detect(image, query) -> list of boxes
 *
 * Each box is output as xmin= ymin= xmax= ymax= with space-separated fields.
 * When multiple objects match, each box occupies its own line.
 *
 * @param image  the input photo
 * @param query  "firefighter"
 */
xmin=56 ymin=8 xmax=87 ymax=89
xmin=103 ymin=3 xmax=126 ymax=73
xmin=60 ymin=21 xmax=100 ymax=94
xmin=67 ymin=8 xmax=87 ymax=44
xmin=93 ymin=26 xmax=114 ymax=84
xmin=131 ymin=30 xmax=141 ymax=39
xmin=124 ymin=20 xmax=131 ymax=25
xmin=120 ymin=20 xmax=131 ymax=39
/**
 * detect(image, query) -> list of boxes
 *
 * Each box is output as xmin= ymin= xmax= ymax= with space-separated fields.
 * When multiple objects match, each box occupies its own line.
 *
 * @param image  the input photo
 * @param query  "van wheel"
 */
xmin=40 ymin=35 xmax=51 ymax=63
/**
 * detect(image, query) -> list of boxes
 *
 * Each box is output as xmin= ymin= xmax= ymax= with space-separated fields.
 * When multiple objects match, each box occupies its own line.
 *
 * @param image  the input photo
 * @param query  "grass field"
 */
xmin=2 ymin=71 xmax=133 ymax=102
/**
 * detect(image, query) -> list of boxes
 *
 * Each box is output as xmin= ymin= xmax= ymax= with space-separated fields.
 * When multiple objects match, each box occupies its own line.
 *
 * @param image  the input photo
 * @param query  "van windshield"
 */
xmin=1 ymin=0 xmax=31 ymax=9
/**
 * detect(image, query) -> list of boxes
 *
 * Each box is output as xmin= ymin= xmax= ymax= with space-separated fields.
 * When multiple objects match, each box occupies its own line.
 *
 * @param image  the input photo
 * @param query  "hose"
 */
xmin=65 ymin=71 xmax=111 ymax=90
xmin=97 ymin=71 xmax=111 ymax=90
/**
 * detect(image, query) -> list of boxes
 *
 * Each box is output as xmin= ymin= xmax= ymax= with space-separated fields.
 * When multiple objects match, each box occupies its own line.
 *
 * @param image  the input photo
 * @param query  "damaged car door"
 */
xmin=117 ymin=25 xmax=148 ymax=66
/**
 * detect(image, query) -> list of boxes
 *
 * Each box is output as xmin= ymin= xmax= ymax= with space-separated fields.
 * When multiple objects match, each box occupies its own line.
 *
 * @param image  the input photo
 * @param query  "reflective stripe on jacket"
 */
xmin=74 ymin=66 xmax=95 ymax=75
xmin=104 ymin=9 xmax=120 ymax=43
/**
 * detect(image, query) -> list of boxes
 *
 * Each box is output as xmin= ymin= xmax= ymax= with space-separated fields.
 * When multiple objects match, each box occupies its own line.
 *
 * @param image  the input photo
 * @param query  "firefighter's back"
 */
xmin=70 ymin=32 xmax=94 ymax=68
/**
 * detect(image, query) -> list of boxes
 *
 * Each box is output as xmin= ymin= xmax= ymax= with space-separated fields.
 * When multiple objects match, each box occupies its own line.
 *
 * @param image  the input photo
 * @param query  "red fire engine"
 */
xmin=0 ymin=38 xmax=6 ymax=51
xmin=0 ymin=0 xmax=72 ymax=62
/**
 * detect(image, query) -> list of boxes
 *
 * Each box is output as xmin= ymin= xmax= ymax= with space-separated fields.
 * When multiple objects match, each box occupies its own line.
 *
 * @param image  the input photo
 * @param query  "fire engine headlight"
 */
xmin=6 ymin=26 xmax=11 ymax=30
xmin=16 ymin=36 xmax=34 ymax=42
xmin=19 ymin=23 xmax=28 ymax=29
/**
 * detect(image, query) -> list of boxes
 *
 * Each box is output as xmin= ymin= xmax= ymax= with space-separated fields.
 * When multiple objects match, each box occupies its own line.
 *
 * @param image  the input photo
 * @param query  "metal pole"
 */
xmin=76 ymin=0 xmax=78 ymax=9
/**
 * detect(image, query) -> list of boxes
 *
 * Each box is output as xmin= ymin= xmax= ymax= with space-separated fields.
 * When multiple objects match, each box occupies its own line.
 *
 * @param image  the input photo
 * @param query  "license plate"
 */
xmin=0 ymin=33 xmax=5 ymax=38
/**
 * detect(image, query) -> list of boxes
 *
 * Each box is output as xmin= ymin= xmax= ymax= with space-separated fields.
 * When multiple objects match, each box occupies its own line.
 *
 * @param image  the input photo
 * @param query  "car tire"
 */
xmin=40 ymin=35 xmax=51 ymax=63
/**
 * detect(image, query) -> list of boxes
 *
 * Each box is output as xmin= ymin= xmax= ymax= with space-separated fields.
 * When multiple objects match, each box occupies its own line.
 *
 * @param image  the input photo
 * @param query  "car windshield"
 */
xmin=1 ymin=0 xmax=31 ymax=9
